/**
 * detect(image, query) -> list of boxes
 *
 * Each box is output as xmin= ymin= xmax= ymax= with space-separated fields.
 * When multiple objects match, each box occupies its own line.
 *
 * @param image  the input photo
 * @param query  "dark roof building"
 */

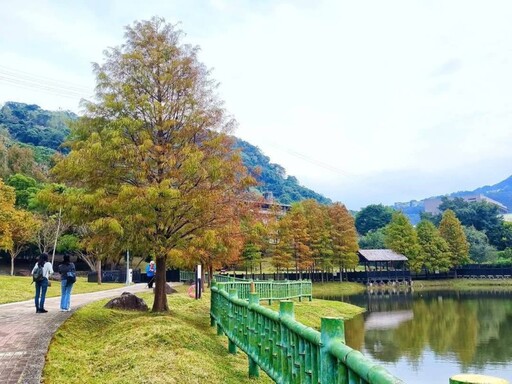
xmin=358 ymin=249 xmax=408 ymax=262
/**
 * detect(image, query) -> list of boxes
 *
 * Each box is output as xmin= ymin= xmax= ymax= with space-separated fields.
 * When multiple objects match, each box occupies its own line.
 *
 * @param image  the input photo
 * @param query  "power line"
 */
xmin=0 ymin=65 xmax=93 ymax=100
xmin=260 ymin=139 xmax=356 ymax=178
xmin=0 ymin=65 xmax=91 ymax=92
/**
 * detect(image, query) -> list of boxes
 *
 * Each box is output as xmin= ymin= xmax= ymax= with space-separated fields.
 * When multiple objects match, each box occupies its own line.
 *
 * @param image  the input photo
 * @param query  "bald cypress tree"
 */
xmin=52 ymin=18 xmax=253 ymax=312
xmin=384 ymin=212 xmax=420 ymax=271
xmin=416 ymin=220 xmax=451 ymax=273
xmin=439 ymin=209 xmax=470 ymax=269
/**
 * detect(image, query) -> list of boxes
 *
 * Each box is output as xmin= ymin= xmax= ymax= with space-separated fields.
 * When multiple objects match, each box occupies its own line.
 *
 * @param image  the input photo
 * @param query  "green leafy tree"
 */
xmin=384 ymin=212 xmax=420 ymax=268
xmin=52 ymin=18 xmax=252 ymax=311
xmin=6 ymin=173 xmax=41 ymax=209
xmin=439 ymin=209 xmax=470 ymax=268
xmin=355 ymin=204 xmax=393 ymax=236
xmin=416 ymin=220 xmax=451 ymax=273
xmin=438 ymin=197 xmax=503 ymax=248
xmin=358 ymin=228 xmax=386 ymax=249
xmin=463 ymin=226 xmax=497 ymax=263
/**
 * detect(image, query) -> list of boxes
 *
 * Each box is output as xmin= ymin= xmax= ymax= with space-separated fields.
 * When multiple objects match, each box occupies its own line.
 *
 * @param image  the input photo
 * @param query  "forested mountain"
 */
xmin=0 ymin=102 xmax=77 ymax=150
xmin=234 ymin=138 xmax=331 ymax=204
xmin=0 ymin=101 xmax=331 ymax=205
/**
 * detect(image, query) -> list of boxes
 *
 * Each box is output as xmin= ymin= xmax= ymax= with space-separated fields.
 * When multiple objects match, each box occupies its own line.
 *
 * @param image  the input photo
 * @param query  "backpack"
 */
xmin=66 ymin=271 xmax=76 ymax=285
xmin=32 ymin=265 xmax=44 ymax=284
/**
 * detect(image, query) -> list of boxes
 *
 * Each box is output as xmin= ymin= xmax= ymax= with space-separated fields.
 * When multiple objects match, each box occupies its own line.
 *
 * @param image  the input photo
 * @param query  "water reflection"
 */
xmin=317 ymin=289 xmax=512 ymax=382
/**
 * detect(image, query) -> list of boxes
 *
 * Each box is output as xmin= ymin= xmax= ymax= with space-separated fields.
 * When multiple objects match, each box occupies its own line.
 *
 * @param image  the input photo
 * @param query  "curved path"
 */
xmin=0 ymin=283 xmax=152 ymax=384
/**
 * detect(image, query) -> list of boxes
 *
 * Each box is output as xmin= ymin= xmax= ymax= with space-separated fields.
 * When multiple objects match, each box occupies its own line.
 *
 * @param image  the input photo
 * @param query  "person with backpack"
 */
xmin=58 ymin=255 xmax=76 ymax=312
xmin=31 ymin=253 xmax=53 ymax=313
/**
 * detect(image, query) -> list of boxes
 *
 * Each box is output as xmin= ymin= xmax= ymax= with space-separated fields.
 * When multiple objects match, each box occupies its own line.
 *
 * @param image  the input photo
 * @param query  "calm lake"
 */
xmin=316 ymin=289 xmax=512 ymax=383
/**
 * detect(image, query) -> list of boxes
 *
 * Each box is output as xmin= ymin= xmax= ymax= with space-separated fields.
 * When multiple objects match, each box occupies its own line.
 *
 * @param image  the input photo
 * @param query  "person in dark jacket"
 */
xmin=58 ymin=255 xmax=76 ymax=311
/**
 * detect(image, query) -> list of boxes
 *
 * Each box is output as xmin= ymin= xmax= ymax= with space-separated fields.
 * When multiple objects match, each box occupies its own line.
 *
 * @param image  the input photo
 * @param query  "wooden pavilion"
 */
xmin=358 ymin=249 xmax=408 ymax=270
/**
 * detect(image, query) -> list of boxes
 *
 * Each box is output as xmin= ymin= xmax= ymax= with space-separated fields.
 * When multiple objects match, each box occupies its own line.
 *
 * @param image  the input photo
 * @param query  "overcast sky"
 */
xmin=1 ymin=0 xmax=512 ymax=210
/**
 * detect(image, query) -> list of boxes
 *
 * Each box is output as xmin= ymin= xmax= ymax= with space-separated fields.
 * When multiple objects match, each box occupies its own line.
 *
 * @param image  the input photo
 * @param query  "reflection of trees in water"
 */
xmin=344 ymin=290 xmax=512 ymax=368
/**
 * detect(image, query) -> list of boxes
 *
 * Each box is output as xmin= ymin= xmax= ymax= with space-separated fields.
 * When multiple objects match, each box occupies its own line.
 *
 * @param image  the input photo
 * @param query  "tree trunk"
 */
xmin=207 ymin=264 xmax=213 ymax=288
xmin=339 ymin=263 xmax=343 ymax=283
xmin=201 ymin=263 xmax=205 ymax=292
xmin=96 ymin=259 xmax=102 ymax=284
xmin=152 ymin=256 xmax=169 ymax=312
xmin=10 ymin=255 xmax=14 ymax=276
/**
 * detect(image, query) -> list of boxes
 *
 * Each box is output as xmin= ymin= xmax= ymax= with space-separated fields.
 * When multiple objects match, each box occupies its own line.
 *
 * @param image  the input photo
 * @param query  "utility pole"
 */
xmin=126 ymin=250 xmax=130 ymax=285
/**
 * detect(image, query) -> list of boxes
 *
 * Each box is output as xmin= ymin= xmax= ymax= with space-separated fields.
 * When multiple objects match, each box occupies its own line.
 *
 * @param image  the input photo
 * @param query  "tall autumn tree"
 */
xmin=328 ymin=203 xmax=359 ymax=281
xmin=301 ymin=200 xmax=331 ymax=278
xmin=384 ymin=212 xmax=420 ymax=267
xmin=278 ymin=203 xmax=312 ymax=278
xmin=0 ymin=179 xmax=15 ymax=253
xmin=52 ymin=18 xmax=252 ymax=312
xmin=439 ymin=209 xmax=470 ymax=269
xmin=0 ymin=178 xmax=41 ymax=275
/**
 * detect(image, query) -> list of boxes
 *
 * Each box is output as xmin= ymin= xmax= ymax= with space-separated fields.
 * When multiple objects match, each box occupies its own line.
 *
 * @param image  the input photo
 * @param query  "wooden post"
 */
xmin=450 ymin=374 xmax=508 ymax=384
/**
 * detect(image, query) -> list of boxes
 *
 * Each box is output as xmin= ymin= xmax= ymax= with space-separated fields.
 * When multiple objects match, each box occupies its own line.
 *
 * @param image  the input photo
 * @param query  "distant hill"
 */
xmin=0 ymin=101 xmax=77 ymax=150
xmin=234 ymin=138 xmax=331 ymax=205
xmin=394 ymin=175 xmax=512 ymax=223
xmin=0 ymin=101 xmax=331 ymax=205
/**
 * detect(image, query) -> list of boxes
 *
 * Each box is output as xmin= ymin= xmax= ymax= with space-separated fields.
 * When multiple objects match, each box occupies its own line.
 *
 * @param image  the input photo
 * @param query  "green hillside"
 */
xmin=0 ymin=101 xmax=331 ymax=205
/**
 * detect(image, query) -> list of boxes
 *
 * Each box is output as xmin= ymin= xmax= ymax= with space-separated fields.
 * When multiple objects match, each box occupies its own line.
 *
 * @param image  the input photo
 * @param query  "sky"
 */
xmin=1 ymin=0 xmax=512 ymax=210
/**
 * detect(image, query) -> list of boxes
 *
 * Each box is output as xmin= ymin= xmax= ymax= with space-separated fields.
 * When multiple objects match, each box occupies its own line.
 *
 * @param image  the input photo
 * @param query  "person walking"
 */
xmin=58 ymin=255 xmax=76 ymax=312
xmin=31 ymin=253 xmax=53 ymax=313
xmin=146 ymin=260 xmax=156 ymax=288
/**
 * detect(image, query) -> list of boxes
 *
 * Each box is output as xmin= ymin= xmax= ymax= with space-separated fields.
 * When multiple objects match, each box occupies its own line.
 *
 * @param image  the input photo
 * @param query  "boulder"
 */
xmin=104 ymin=292 xmax=148 ymax=311
xmin=153 ymin=283 xmax=178 ymax=294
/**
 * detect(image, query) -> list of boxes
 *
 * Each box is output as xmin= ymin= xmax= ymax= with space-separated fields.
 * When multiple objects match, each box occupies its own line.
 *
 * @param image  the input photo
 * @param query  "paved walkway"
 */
xmin=0 ymin=283 xmax=152 ymax=384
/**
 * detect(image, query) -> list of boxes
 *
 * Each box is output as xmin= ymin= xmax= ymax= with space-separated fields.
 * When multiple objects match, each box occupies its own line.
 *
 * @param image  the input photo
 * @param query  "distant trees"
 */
xmin=355 ymin=204 xmax=394 ymax=235
xmin=0 ymin=101 xmax=74 ymax=150
xmin=358 ymin=228 xmax=386 ymax=249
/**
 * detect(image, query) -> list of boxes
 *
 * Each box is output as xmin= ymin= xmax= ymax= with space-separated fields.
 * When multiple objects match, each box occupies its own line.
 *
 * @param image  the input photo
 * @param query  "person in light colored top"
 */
xmin=31 ymin=253 xmax=54 ymax=313
xmin=146 ymin=260 xmax=156 ymax=288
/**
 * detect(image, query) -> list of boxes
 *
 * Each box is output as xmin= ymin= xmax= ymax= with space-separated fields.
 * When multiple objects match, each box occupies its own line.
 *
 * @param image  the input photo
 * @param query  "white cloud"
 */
xmin=1 ymin=0 xmax=512 ymax=209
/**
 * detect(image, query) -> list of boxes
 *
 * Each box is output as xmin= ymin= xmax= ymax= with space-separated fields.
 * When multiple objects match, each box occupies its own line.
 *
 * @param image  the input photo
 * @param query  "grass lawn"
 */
xmin=264 ymin=297 xmax=364 ymax=328
xmin=44 ymin=285 xmax=364 ymax=383
xmin=0 ymin=275 xmax=126 ymax=305
xmin=312 ymin=281 xmax=366 ymax=297
xmin=412 ymin=278 xmax=512 ymax=290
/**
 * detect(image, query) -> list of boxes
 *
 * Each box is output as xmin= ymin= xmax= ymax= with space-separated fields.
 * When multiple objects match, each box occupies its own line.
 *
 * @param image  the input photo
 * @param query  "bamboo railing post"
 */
xmin=279 ymin=301 xmax=294 ymax=381
xmin=210 ymin=280 xmax=217 ymax=327
xmin=320 ymin=317 xmax=345 ymax=383
xmin=248 ymin=292 xmax=260 ymax=378
xmin=228 ymin=288 xmax=238 ymax=354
